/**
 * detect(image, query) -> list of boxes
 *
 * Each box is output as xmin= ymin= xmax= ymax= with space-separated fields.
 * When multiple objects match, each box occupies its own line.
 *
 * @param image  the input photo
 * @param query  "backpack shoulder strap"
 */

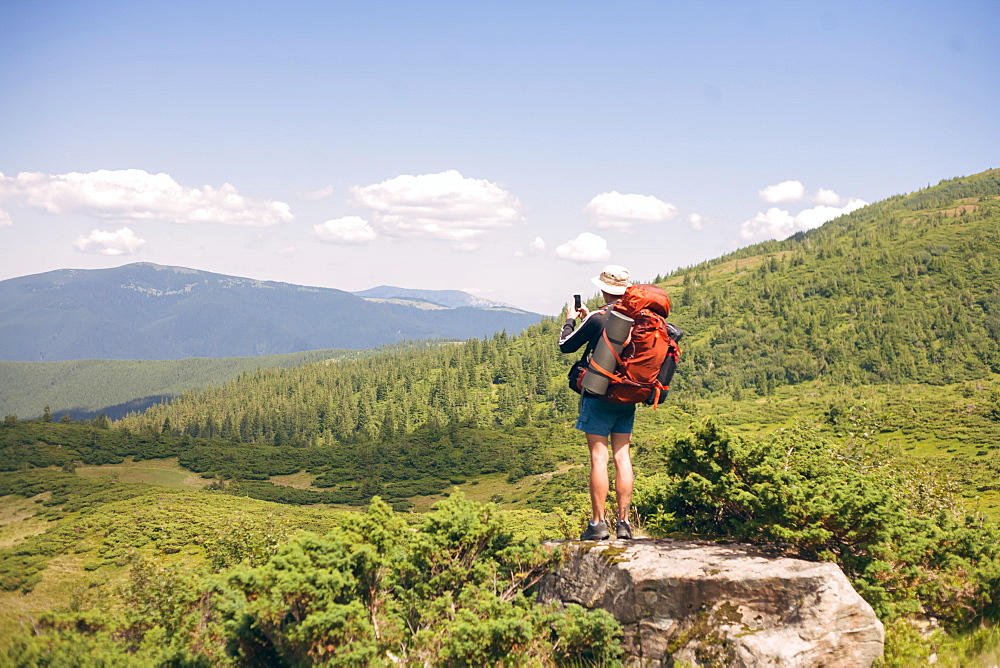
xmin=577 ymin=304 xmax=613 ymax=363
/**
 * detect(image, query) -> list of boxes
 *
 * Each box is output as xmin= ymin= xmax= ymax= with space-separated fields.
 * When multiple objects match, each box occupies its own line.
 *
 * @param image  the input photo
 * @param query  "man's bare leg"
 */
xmin=610 ymin=432 xmax=633 ymax=522
xmin=586 ymin=433 xmax=609 ymax=523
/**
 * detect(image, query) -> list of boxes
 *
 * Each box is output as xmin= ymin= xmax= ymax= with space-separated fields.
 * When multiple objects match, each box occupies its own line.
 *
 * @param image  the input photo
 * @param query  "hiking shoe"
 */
xmin=580 ymin=521 xmax=610 ymax=541
xmin=615 ymin=520 xmax=633 ymax=540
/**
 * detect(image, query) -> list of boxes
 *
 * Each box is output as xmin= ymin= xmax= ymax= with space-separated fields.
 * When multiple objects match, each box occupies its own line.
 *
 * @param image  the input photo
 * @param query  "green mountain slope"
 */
xmin=0 ymin=343 xmax=434 ymax=420
xmin=665 ymin=168 xmax=1000 ymax=396
xmin=121 ymin=170 xmax=1000 ymax=447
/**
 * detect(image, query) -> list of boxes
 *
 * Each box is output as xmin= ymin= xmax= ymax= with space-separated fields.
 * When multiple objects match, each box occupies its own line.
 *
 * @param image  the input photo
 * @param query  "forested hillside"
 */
xmin=84 ymin=168 xmax=1000 ymax=522
xmin=0 ymin=342 xmax=433 ymax=420
xmin=120 ymin=324 xmax=572 ymax=446
xmin=111 ymin=325 xmax=576 ymax=506
xmin=665 ymin=168 xmax=1000 ymax=395
xmin=121 ymin=169 xmax=1000 ymax=450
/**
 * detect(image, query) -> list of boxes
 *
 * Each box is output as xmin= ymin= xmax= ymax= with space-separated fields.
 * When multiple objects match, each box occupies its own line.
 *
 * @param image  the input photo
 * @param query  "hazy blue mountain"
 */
xmin=352 ymin=285 xmax=517 ymax=310
xmin=0 ymin=263 xmax=543 ymax=361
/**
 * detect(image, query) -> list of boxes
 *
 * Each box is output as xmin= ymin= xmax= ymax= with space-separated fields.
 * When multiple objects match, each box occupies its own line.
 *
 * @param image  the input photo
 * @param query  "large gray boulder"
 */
xmin=539 ymin=539 xmax=884 ymax=667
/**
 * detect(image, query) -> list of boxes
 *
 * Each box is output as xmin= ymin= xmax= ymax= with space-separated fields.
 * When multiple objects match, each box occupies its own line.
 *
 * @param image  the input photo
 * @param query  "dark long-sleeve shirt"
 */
xmin=559 ymin=301 xmax=618 ymax=356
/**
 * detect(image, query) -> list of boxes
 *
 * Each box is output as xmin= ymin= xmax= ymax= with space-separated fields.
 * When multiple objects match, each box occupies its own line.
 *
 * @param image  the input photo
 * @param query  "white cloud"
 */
xmin=555 ymin=232 xmax=611 ymax=263
xmin=759 ymin=180 xmax=806 ymax=203
xmin=349 ymin=170 xmax=522 ymax=242
xmin=584 ymin=191 xmax=678 ymax=230
xmin=796 ymin=198 xmax=867 ymax=228
xmin=740 ymin=198 xmax=868 ymax=242
xmin=741 ymin=208 xmax=795 ymax=241
xmin=688 ymin=213 xmax=705 ymax=230
xmin=516 ymin=236 xmax=547 ymax=258
xmin=0 ymin=170 xmax=293 ymax=226
xmin=73 ymin=227 xmax=147 ymax=256
xmin=312 ymin=216 xmax=376 ymax=245
xmin=0 ymin=208 xmax=11 ymax=227
xmin=301 ymin=185 xmax=335 ymax=200
xmin=813 ymin=187 xmax=842 ymax=205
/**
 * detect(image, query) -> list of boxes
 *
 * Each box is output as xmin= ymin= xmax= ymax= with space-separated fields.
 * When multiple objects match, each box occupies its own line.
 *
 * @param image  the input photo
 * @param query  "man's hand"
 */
xmin=565 ymin=304 xmax=589 ymax=321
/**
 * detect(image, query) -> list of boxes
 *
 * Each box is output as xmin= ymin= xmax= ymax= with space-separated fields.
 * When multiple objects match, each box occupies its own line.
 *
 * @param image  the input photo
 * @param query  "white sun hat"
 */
xmin=591 ymin=265 xmax=631 ymax=295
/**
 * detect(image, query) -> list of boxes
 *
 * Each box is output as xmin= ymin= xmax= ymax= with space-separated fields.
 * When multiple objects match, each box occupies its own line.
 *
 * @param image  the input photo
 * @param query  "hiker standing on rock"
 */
xmin=559 ymin=265 xmax=636 ymax=541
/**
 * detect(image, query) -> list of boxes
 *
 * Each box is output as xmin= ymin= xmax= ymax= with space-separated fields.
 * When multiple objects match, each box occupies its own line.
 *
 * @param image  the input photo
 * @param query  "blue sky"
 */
xmin=1 ymin=0 xmax=997 ymax=313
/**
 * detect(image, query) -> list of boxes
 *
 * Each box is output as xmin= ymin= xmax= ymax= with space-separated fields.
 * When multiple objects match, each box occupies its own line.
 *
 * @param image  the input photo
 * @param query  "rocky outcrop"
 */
xmin=538 ymin=539 xmax=884 ymax=667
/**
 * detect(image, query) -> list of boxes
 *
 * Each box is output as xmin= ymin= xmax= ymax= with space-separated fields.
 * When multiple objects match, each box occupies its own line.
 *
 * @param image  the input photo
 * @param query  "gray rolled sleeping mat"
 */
xmin=580 ymin=309 xmax=633 ymax=395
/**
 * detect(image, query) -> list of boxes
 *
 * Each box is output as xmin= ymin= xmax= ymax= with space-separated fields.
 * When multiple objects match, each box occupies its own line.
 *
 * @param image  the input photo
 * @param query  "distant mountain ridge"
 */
xmin=352 ymin=285 xmax=517 ymax=310
xmin=0 ymin=263 xmax=543 ymax=361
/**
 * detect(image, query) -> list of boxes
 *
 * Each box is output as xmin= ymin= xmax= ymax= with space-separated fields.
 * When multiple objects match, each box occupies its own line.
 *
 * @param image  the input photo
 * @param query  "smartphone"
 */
xmin=573 ymin=294 xmax=582 ymax=310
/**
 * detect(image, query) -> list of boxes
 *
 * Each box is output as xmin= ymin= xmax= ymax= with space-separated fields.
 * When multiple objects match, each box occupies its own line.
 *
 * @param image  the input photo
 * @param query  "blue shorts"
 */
xmin=575 ymin=396 xmax=636 ymax=436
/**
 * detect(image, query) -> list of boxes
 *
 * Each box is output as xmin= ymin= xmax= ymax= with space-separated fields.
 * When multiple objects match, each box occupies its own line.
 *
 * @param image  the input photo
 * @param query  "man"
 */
xmin=559 ymin=264 xmax=635 ymax=541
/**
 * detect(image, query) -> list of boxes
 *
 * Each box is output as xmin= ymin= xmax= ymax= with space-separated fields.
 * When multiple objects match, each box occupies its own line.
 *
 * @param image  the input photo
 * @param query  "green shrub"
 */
xmin=6 ymin=494 xmax=623 ymax=666
xmin=634 ymin=419 xmax=1000 ymax=627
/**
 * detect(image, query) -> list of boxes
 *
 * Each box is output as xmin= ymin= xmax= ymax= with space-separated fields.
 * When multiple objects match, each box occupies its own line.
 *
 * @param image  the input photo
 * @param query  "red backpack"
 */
xmin=598 ymin=284 xmax=681 ymax=406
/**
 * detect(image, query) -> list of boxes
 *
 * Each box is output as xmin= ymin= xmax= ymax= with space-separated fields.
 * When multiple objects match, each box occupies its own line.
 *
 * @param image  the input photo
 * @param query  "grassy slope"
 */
xmin=0 ymin=480 xmax=355 ymax=643
xmin=0 ymin=495 xmax=51 ymax=549
xmin=74 ymin=456 xmax=214 ymax=488
xmin=0 ymin=468 xmax=571 ymax=649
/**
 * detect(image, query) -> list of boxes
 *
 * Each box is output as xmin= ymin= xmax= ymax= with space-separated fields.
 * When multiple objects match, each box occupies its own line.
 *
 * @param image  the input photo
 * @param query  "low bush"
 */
xmin=4 ymin=494 xmax=624 ymax=666
xmin=633 ymin=419 xmax=1000 ymax=627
